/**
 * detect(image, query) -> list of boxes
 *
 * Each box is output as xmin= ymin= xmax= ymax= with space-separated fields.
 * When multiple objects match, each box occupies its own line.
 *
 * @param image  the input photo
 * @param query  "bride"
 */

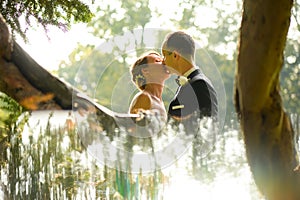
xmin=129 ymin=51 xmax=170 ymax=121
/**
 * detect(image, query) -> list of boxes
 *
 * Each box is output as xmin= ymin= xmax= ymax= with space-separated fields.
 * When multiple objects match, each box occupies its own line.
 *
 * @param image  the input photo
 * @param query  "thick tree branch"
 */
xmin=235 ymin=0 xmax=300 ymax=199
xmin=10 ymin=41 xmax=74 ymax=109
xmin=0 ymin=14 xmax=75 ymax=110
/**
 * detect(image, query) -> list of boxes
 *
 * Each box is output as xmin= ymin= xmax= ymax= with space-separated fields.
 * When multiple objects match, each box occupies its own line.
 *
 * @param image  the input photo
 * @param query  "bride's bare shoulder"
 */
xmin=129 ymin=92 xmax=152 ymax=114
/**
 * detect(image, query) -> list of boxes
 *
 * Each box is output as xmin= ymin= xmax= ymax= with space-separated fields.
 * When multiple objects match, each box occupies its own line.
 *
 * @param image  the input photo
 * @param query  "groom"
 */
xmin=162 ymin=31 xmax=218 ymax=120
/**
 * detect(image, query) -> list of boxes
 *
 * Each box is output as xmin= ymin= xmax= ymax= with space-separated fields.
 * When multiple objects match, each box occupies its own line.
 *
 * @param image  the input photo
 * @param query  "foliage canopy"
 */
xmin=0 ymin=0 xmax=93 ymax=40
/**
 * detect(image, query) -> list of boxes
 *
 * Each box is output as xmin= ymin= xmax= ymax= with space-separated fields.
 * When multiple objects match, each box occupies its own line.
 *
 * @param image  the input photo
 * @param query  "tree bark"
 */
xmin=0 ymin=14 xmax=74 ymax=110
xmin=235 ymin=0 xmax=300 ymax=199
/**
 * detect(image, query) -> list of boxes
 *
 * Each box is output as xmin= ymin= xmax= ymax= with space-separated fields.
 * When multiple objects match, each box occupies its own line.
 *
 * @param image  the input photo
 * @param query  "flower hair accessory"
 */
xmin=135 ymin=74 xmax=145 ymax=84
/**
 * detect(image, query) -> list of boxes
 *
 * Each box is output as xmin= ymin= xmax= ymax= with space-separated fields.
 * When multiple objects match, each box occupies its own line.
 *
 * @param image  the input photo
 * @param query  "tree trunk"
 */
xmin=0 ymin=14 xmax=73 ymax=110
xmin=235 ymin=0 xmax=300 ymax=199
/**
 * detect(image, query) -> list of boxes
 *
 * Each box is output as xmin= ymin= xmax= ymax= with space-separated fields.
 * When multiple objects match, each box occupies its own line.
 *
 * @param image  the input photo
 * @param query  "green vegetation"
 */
xmin=0 ymin=0 xmax=93 ymax=40
xmin=0 ymin=92 xmax=24 ymax=129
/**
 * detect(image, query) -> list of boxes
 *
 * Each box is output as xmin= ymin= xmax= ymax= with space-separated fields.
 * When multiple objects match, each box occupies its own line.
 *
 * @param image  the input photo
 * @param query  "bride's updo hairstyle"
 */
xmin=130 ymin=50 xmax=160 ymax=90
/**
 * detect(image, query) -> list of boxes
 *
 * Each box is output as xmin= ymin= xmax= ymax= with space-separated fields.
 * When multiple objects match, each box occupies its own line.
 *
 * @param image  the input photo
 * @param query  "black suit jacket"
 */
xmin=168 ymin=69 xmax=218 ymax=118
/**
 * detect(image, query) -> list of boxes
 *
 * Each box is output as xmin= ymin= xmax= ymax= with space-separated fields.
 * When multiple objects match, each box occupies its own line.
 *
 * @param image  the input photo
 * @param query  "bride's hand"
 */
xmin=135 ymin=109 xmax=151 ymax=121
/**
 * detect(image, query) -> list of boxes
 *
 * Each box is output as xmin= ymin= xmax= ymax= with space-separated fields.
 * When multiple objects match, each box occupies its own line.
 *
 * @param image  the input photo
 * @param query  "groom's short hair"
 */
xmin=163 ymin=31 xmax=195 ymax=58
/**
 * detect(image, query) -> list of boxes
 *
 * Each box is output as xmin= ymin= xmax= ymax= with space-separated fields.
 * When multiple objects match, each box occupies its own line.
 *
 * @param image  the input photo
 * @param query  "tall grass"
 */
xmin=1 ymin=92 xmax=294 ymax=199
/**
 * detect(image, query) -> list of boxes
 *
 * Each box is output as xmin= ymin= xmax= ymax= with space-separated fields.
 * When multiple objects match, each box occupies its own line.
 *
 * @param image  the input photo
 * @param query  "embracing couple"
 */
xmin=129 ymin=31 xmax=218 ymax=123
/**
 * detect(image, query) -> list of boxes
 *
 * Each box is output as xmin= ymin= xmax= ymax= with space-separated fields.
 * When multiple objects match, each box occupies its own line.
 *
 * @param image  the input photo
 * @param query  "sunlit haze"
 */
xmin=16 ymin=0 xmax=223 ymax=72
